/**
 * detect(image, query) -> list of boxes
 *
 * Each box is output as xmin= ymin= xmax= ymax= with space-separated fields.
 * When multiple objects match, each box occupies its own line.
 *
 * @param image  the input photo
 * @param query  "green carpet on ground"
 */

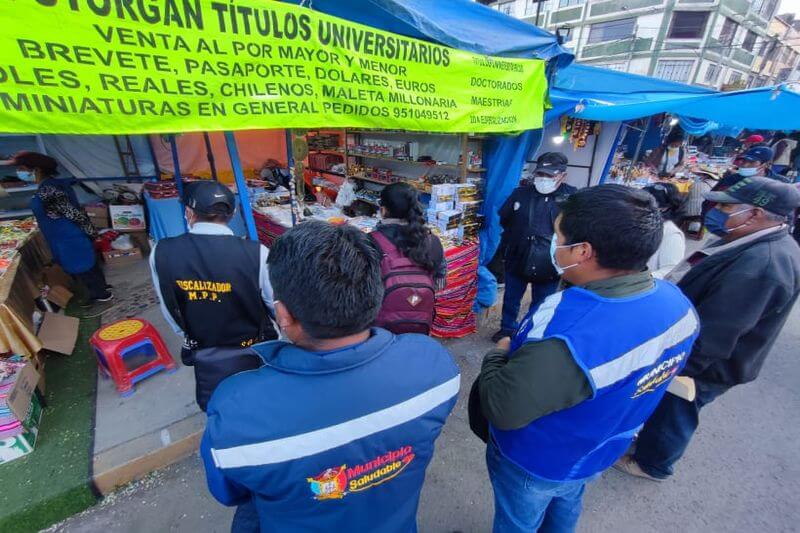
xmin=0 ymin=306 xmax=100 ymax=533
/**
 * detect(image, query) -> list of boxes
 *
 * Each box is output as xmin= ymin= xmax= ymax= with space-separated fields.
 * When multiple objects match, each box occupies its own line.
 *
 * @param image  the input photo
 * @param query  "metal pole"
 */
xmin=285 ymin=129 xmax=298 ymax=226
xmin=535 ymin=0 xmax=542 ymax=27
xmin=203 ymin=132 xmax=219 ymax=181
xmin=168 ymin=134 xmax=188 ymax=232
xmin=599 ymin=122 xmax=626 ymax=184
xmin=587 ymin=125 xmax=600 ymax=187
xmin=224 ymin=131 xmax=258 ymax=241
xmin=626 ymin=116 xmax=652 ymax=180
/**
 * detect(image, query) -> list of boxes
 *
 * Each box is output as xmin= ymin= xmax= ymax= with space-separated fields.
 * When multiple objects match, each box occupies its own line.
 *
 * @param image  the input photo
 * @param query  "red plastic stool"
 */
xmin=90 ymin=319 xmax=176 ymax=397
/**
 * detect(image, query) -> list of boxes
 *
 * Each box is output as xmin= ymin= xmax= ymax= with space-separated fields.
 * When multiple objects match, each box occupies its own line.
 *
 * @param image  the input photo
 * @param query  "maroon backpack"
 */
xmin=370 ymin=231 xmax=436 ymax=335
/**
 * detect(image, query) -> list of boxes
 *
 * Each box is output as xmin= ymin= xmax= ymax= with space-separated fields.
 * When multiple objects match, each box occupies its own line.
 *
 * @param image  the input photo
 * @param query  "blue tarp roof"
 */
xmin=551 ymin=64 xmax=800 ymax=131
xmin=284 ymin=0 xmax=573 ymax=65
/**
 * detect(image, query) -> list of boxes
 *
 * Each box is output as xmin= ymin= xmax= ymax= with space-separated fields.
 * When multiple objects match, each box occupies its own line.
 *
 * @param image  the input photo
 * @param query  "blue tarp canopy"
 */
xmin=550 ymin=64 xmax=714 ymax=123
xmin=284 ymin=0 xmax=573 ymax=65
xmin=552 ymin=64 xmax=800 ymax=131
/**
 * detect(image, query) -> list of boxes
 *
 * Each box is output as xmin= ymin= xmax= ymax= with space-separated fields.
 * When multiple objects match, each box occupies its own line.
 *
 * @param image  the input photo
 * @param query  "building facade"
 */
xmin=481 ymin=0 xmax=787 ymax=90
xmin=750 ymin=13 xmax=800 ymax=87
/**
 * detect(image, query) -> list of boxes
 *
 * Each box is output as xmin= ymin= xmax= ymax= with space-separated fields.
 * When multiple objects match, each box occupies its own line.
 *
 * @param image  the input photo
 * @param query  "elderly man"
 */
xmin=617 ymin=176 xmax=800 ymax=481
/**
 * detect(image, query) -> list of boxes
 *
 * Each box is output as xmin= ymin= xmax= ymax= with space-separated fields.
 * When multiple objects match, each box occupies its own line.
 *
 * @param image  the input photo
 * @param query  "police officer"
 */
xmin=149 ymin=181 xmax=277 ymax=410
xmin=492 ymin=152 xmax=576 ymax=342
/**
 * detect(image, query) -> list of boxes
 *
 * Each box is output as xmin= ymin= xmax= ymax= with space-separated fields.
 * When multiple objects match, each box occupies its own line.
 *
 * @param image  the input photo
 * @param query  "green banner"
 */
xmin=0 ymin=0 xmax=547 ymax=135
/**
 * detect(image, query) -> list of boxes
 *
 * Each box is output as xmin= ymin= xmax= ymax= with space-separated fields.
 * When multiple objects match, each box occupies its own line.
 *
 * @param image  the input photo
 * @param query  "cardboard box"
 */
xmin=0 ymin=393 xmax=43 ymax=465
xmin=43 ymin=264 xmax=73 ymax=290
xmin=85 ymin=204 xmax=111 ymax=229
xmin=46 ymin=285 xmax=74 ymax=309
xmin=430 ymin=184 xmax=455 ymax=205
xmin=6 ymin=362 xmax=40 ymax=422
xmin=430 ymin=201 xmax=454 ymax=213
xmin=436 ymin=210 xmax=463 ymax=231
xmin=109 ymin=204 xmax=146 ymax=231
xmin=38 ymin=312 xmax=80 ymax=356
xmin=102 ymin=247 xmax=143 ymax=267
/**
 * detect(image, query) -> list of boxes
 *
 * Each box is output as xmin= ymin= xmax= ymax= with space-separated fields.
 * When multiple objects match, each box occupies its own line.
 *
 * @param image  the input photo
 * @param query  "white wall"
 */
xmin=533 ymin=119 xmax=623 ymax=188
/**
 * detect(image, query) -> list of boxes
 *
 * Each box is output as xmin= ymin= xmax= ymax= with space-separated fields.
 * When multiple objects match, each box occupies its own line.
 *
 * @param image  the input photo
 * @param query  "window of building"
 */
xmin=704 ymin=63 xmax=721 ymax=83
xmin=598 ymin=62 xmax=628 ymax=72
xmin=758 ymin=39 xmax=773 ymax=58
xmin=558 ymin=0 xmax=584 ymax=7
xmin=760 ymin=0 xmax=779 ymax=18
xmin=778 ymin=67 xmax=793 ymax=82
xmin=728 ymin=71 xmax=742 ymax=84
xmin=655 ymin=60 xmax=694 ymax=82
xmin=668 ymin=11 xmax=710 ymax=39
xmin=496 ymin=1 xmax=514 ymax=15
xmin=742 ymin=30 xmax=757 ymax=52
xmin=719 ymin=18 xmax=737 ymax=47
xmin=587 ymin=18 xmax=636 ymax=44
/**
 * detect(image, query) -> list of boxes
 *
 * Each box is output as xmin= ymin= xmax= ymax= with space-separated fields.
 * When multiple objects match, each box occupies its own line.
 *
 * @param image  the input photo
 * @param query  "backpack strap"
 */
xmin=370 ymin=229 xmax=400 ymax=256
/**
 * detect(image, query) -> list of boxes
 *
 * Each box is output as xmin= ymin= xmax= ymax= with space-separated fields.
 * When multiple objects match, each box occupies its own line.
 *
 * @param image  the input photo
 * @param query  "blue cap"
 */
xmin=740 ymin=146 xmax=774 ymax=164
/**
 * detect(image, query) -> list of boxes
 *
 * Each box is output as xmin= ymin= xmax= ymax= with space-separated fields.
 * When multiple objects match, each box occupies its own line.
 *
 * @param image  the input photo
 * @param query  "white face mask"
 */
xmin=534 ymin=176 xmax=559 ymax=195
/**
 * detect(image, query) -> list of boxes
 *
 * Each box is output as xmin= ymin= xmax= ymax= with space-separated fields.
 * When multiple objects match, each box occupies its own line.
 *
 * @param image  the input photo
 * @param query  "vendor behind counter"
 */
xmin=1 ymin=152 xmax=112 ymax=304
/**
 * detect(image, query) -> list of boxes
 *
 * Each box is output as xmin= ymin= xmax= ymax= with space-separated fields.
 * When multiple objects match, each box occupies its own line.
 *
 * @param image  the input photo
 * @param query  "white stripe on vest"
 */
xmin=590 ymin=309 xmax=698 ymax=389
xmin=525 ymin=291 xmax=564 ymax=340
xmin=211 ymin=375 xmax=460 ymax=469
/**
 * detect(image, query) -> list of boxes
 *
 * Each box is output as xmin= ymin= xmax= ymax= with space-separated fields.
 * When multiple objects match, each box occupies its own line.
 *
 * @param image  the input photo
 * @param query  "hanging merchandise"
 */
xmin=561 ymin=117 xmax=599 ymax=150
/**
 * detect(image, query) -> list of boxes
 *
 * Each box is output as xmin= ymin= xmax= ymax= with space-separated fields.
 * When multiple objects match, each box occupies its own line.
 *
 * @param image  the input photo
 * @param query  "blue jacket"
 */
xmin=201 ymin=328 xmax=459 ymax=532
xmin=495 ymin=280 xmax=699 ymax=481
xmin=30 ymin=178 xmax=95 ymax=274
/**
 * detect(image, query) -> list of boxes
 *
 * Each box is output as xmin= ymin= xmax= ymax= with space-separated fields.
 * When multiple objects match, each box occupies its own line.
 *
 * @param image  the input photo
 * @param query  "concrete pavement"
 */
xmin=48 ymin=304 xmax=800 ymax=533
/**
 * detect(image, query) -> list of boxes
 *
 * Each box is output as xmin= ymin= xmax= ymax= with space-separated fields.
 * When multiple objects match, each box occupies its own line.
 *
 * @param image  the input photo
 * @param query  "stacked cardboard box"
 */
xmin=0 ymin=359 xmax=43 ymax=464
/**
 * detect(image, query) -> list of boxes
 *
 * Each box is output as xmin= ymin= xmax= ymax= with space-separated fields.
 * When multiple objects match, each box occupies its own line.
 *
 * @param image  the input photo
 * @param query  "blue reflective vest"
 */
xmin=30 ymin=178 xmax=95 ymax=274
xmin=494 ymin=280 xmax=699 ymax=482
xmin=201 ymin=328 xmax=459 ymax=532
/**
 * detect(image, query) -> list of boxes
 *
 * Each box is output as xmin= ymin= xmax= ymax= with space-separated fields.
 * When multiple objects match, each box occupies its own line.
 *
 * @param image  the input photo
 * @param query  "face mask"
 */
xmin=550 ymin=233 xmax=581 ymax=275
xmin=16 ymin=170 xmax=34 ymax=183
xmin=534 ymin=177 xmax=558 ymax=195
xmin=737 ymin=167 xmax=759 ymax=177
xmin=704 ymin=207 xmax=753 ymax=236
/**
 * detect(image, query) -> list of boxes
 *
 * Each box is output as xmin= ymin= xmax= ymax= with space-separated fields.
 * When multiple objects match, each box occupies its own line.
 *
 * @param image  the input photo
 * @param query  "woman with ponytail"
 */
xmin=370 ymin=183 xmax=446 ymax=335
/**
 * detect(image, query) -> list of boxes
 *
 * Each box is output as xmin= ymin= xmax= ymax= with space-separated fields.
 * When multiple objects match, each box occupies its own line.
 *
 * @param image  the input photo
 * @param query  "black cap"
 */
xmin=533 ymin=152 xmax=568 ymax=176
xmin=704 ymin=176 xmax=800 ymax=216
xmin=183 ymin=181 xmax=236 ymax=216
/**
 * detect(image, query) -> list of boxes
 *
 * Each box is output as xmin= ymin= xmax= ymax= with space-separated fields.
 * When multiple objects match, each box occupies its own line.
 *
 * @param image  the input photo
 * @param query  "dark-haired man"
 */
xmin=617 ymin=176 xmax=800 ymax=481
xmin=150 ymin=181 xmax=277 ymax=411
xmin=492 ymin=152 xmax=576 ymax=342
xmin=201 ymin=221 xmax=459 ymax=532
xmin=475 ymin=185 xmax=699 ymax=532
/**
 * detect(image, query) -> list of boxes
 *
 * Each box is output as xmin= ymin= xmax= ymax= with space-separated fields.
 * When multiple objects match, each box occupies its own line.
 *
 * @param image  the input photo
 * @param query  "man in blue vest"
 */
xmin=201 ymin=220 xmax=460 ymax=532
xmin=477 ymin=185 xmax=699 ymax=532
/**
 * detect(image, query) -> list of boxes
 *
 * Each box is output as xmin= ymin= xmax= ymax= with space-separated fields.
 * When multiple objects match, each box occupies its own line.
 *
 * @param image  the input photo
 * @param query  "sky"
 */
xmin=780 ymin=0 xmax=800 ymax=16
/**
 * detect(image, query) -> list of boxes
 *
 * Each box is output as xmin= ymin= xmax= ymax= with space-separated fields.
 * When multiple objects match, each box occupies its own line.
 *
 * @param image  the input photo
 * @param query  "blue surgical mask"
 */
xmin=737 ymin=167 xmax=759 ymax=177
xmin=704 ymin=207 xmax=753 ymax=236
xmin=550 ymin=233 xmax=580 ymax=275
xmin=16 ymin=170 xmax=34 ymax=183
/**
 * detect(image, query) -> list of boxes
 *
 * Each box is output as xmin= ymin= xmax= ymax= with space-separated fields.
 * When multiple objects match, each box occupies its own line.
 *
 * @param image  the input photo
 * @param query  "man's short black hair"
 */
xmin=558 ymin=184 xmax=663 ymax=271
xmin=268 ymin=220 xmax=383 ymax=339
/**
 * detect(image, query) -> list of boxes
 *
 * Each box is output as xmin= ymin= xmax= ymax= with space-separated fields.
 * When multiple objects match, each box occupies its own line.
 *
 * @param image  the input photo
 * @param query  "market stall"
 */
xmin=251 ymin=126 xmax=485 ymax=337
xmin=0 ymin=219 xmax=49 ymax=359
